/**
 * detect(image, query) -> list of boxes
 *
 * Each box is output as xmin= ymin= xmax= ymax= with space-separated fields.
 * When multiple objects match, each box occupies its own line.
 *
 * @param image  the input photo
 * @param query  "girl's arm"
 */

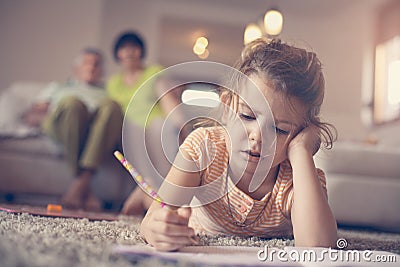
xmin=140 ymin=149 xmax=201 ymax=251
xmin=288 ymin=125 xmax=337 ymax=247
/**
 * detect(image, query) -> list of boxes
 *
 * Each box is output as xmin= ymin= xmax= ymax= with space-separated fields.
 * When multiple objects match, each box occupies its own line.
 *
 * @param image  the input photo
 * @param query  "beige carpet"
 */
xmin=0 ymin=211 xmax=399 ymax=267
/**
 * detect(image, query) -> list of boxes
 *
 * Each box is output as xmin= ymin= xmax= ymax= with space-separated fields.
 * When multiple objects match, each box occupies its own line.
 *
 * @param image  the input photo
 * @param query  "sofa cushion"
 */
xmin=0 ymin=150 xmax=134 ymax=202
xmin=315 ymin=142 xmax=400 ymax=179
xmin=0 ymin=81 xmax=47 ymax=138
xmin=327 ymin=174 xmax=400 ymax=231
xmin=0 ymin=135 xmax=63 ymax=158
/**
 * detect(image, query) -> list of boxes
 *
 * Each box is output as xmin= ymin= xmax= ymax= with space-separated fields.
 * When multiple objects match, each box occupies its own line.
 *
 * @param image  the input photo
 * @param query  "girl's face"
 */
xmin=117 ymin=43 xmax=142 ymax=69
xmin=225 ymin=73 xmax=306 ymax=189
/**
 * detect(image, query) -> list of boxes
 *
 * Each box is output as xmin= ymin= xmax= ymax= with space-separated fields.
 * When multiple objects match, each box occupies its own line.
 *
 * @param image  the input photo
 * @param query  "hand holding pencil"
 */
xmin=114 ymin=150 xmax=199 ymax=249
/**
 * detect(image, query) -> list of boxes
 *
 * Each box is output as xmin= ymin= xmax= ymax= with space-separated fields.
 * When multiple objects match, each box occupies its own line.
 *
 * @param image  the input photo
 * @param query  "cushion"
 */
xmin=315 ymin=142 xmax=400 ymax=179
xmin=0 ymin=135 xmax=63 ymax=158
xmin=0 ymin=81 xmax=47 ymax=138
xmin=327 ymin=174 xmax=400 ymax=231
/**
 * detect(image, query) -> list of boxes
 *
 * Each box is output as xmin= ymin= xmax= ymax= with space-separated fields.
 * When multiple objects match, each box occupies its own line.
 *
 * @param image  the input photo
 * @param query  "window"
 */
xmin=372 ymin=0 xmax=400 ymax=124
xmin=181 ymin=82 xmax=219 ymax=107
xmin=374 ymin=36 xmax=400 ymax=123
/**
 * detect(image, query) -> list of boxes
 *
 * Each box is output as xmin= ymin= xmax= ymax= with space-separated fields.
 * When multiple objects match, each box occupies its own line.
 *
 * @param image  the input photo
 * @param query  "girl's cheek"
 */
xmin=227 ymin=117 xmax=245 ymax=136
xmin=275 ymin=137 xmax=290 ymax=155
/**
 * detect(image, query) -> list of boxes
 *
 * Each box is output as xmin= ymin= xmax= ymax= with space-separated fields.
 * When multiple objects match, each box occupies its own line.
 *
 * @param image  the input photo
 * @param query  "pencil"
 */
xmin=113 ymin=150 xmax=199 ymax=245
xmin=114 ymin=151 xmax=167 ymax=208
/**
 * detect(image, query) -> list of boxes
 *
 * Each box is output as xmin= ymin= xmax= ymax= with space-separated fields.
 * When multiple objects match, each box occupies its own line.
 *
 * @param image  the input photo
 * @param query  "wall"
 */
xmin=98 ymin=0 xmax=259 ymax=73
xmin=0 ymin=0 xmax=104 ymax=90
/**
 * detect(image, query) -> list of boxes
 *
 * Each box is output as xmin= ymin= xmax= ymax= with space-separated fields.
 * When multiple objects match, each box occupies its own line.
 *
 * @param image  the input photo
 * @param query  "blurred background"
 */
xmin=1 ymin=0 xmax=399 ymax=142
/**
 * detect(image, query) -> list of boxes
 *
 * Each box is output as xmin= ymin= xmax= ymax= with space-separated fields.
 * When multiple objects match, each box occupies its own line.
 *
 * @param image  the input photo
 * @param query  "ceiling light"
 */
xmin=196 ymin=37 xmax=209 ymax=48
xmin=193 ymin=36 xmax=210 ymax=59
xmin=264 ymin=9 xmax=283 ymax=36
xmin=198 ymin=48 xmax=209 ymax=60
xmin=244 ymin=23 xmax=262 ymax=45
xmin=193 ymin=45 xmax=206 ymax=55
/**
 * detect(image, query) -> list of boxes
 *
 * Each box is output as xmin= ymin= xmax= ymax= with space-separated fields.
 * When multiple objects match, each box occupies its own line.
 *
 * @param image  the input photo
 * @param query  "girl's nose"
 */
xmin=248 ymin=126 xmax=261 ymax=143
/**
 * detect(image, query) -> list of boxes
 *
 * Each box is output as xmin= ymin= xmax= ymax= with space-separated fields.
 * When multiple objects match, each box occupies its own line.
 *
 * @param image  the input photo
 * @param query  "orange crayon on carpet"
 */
xmin=47 ymin=204 xmax=62 ymax=213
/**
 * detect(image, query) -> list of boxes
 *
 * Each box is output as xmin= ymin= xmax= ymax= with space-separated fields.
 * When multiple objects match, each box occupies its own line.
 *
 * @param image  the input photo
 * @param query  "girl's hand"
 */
xmin=140 ymin=206 xmax=197 ymax=251
xmin=288 ymin=125 xmax=321 ymax=161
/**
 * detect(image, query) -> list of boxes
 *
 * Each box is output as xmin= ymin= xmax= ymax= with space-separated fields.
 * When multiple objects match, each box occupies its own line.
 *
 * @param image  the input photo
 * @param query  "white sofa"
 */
xmin=0 ymin=82 xmax=133 ymax=209
xmin=315 ymin=141 xmax=400 ymax=232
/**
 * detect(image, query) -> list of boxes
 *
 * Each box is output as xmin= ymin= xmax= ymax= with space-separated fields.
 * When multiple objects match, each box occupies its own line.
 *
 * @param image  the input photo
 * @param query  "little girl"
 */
xmin=140 ymin=38 xmax=338 ymax=251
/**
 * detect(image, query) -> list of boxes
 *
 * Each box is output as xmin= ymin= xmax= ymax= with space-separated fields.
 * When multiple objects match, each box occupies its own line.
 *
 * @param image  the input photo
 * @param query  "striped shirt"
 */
xmin=181 ymin=126 xmax=327 ymax=238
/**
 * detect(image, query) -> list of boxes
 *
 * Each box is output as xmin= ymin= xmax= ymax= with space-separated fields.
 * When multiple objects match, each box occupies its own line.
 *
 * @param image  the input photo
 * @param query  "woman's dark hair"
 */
xmin=113 ymin=31 xmax=146 ymax=62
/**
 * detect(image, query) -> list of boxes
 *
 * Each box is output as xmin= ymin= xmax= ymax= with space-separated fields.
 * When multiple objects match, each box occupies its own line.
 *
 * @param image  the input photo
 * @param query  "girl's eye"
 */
xmin=275 ymin=127 xmax=289 ymax=135
xmin=239 ymin=113 xmax=256 ymax=121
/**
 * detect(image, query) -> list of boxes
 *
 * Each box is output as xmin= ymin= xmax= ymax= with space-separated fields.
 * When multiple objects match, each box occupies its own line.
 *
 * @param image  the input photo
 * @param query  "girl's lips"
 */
xmin=248 ymin=150 xmax=260 ymax=157
xmin=241 ymin=150 xmax=261 ymax=162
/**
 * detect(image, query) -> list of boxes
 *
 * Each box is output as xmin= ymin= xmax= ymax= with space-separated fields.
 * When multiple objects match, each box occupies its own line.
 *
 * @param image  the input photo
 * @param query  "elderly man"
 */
xmin=23 ymin=48 xmax=123 ymax=211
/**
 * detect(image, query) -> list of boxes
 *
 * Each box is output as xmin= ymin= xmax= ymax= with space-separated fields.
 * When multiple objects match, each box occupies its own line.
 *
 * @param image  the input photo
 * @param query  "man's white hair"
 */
xmin=73 ymin=47 xmax=103 ymax=67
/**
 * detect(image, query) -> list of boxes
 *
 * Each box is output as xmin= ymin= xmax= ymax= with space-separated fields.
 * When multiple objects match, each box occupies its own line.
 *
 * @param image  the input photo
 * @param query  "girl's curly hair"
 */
xmin=225 ymin=38 xmax=337 ymax=148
